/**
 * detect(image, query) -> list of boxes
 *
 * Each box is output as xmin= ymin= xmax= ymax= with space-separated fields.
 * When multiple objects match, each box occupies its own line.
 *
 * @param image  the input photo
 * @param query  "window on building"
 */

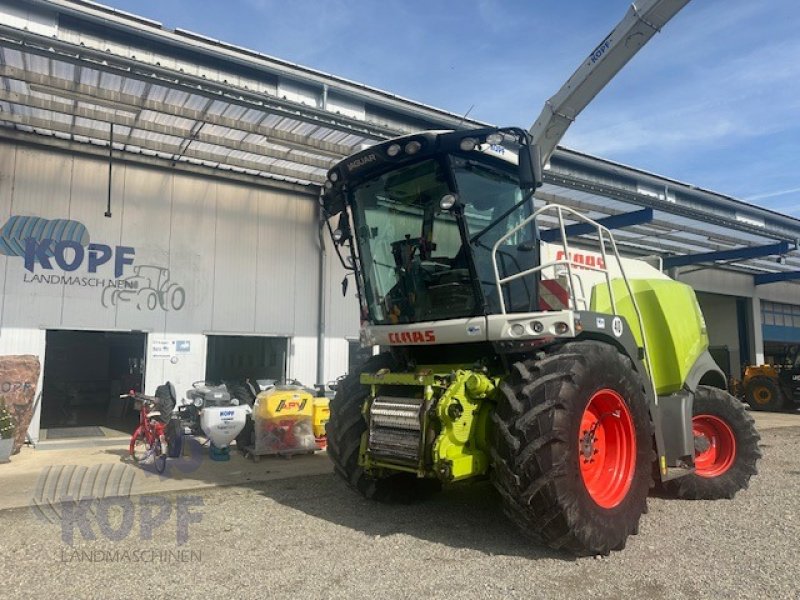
xmin=761 ymin=300 xmax=800 ymax=329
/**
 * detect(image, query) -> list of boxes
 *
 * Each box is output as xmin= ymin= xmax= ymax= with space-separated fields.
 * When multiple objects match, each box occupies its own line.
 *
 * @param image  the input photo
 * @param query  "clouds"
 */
xmin=99 ymin=0 xmax=800 ymax=213
xmin=559 ymin=1 xmax=800 ymax=208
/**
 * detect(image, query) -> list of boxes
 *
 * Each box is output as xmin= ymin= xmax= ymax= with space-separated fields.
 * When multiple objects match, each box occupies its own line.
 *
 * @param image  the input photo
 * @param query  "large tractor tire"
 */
xmin=744 ymin=375 xmax=786 ymax=411
xmin=664 ymin=386 xmax=760 ymax=500
xmin=326 ymin=353 xmax=441 ymax=503
xmin=491 ymin=341 xmax=653 ymax=555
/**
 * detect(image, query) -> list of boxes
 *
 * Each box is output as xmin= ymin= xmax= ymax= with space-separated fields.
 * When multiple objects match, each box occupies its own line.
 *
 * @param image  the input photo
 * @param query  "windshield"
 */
xmin=352 ymin=159 xmax=477 ymax=325
xmin=453 ymin=158 xmax=537 ymax=313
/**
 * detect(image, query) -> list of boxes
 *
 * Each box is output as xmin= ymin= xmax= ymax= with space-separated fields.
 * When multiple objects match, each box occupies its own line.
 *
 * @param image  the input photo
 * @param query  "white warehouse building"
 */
xmin=1 ymin=0 xmax=799 ymax=442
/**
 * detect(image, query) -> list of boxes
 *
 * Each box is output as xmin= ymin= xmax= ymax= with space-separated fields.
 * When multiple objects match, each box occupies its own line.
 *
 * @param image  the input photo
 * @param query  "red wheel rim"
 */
xmin=693 ymin=414 xmax=736 ymax=478
xmin=578 ymin=389 xmax=637 ymax=509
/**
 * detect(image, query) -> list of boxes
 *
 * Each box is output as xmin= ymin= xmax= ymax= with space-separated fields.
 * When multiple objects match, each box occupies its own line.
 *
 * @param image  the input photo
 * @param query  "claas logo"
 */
xmin=276 ymin=398 xmax=308 ymax=412
xmin=388 ymin=330 xmax=436 ymax=344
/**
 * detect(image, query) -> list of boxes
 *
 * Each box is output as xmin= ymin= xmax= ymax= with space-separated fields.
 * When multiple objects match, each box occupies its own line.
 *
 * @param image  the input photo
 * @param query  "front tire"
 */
xmin=491 ymin=341 xmax=653 ymax=555
xmin=664 ymin=386 xmax=760 ymax=500
xmin=130 ymin=428 xmax=148 ymax=463
xmin=326 ymin=353 xmax=441 ymax=503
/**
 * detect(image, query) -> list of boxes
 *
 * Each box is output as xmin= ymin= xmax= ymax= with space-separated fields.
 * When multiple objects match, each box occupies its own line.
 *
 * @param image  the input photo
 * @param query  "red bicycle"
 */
xmin=126 ymin=391 xmax=168 ymax=474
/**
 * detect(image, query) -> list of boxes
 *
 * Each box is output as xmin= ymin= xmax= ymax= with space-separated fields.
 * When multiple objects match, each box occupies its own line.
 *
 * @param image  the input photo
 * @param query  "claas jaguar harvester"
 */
xmin=323 ymin=0 xmax=760 ymax=555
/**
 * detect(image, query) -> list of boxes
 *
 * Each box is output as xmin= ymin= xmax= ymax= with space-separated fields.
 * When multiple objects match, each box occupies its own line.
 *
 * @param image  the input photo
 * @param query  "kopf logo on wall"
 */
xmin=0 ymin=215 xmax=185 ymax=312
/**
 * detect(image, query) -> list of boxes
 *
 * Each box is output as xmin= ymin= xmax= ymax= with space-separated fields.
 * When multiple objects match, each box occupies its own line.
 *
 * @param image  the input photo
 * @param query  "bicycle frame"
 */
xmin=128 ymin=393 xmax=167 ymax=462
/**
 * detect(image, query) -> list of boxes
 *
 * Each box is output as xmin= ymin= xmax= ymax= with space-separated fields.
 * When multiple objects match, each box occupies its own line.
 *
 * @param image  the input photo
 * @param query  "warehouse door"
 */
xmin=695 ymin=292 xmax=743 ymax=378
xmin=41 ymin=330 xmax=146 ymax=435
xmin=205 ymin=335 xmax=287 ymax=384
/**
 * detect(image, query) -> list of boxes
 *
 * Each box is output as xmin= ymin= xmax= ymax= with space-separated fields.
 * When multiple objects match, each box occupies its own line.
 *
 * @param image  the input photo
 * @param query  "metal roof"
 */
xmin=1 ymin=0 xmax=800 ymax=281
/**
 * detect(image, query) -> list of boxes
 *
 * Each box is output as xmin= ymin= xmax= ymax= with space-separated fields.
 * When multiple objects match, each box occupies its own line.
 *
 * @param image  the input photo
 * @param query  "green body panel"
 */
xmin=591 ymin=278 xmax=709 ymax=395
xmin=432 ymin=371 xmax=494 ymax=481
xmin=361 ymin=371 xmax=438 ymax=387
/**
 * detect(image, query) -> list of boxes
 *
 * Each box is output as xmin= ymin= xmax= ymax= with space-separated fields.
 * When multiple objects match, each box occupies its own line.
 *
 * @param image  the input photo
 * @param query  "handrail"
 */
xmin=490 ymin=203 xmax=658 ymax=404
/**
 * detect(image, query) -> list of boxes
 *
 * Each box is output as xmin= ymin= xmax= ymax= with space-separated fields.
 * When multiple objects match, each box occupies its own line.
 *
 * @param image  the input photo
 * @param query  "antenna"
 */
xmin=455 ymin=104 xmax=475 ymax=128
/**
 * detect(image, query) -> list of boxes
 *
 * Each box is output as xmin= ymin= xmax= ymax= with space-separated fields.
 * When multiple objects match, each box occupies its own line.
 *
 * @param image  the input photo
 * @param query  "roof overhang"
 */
xmin=2 ymin=0 xmax=800 ymax=283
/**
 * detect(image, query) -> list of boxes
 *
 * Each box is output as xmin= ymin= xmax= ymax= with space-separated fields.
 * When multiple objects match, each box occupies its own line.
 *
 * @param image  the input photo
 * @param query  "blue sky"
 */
xmin=100 ymin=1 xmax=800 ymax=215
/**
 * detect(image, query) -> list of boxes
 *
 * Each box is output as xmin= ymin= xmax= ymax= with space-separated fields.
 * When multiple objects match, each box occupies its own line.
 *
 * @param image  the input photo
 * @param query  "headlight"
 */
xmin=459 ymin=137 xmax=478 ymax=151
xmin=404 ymin=140 xmax=422 ymax=155
xmin=386 ymin=143 xmax=402 ymax=157
xmin=332 ymin=229 xmax=343 ymax=243
xmin=329 ymin=171 xmax=339 ymax=183
xmin=439 ymin=194 xmax=457 ymax=211
xmin=486 ymin=132 xmax=504 ymax=145
xmin=231 ymin=398 xmax=240 ymax=406
xmin=193 ymin=397 xmax=204 ymax=408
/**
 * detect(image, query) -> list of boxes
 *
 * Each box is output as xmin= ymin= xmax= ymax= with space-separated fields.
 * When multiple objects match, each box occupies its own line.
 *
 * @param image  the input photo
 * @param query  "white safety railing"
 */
xmin=490 ymin=203 xmax=656 ymax=398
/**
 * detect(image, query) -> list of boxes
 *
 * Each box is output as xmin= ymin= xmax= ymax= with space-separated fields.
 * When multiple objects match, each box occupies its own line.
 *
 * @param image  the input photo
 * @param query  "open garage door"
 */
xmin=695 ymin=292 xmax=746 ymax=379
xmin=40 ymin=330 xmax=145 ymax=437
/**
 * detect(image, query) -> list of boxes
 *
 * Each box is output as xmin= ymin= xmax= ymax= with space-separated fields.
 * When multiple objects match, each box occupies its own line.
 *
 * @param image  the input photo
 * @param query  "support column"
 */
xmin=748 ymin=295 xmax=765 ymax=365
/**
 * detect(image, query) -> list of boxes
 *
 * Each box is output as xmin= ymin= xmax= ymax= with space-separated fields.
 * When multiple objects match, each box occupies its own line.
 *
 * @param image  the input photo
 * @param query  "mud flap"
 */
xmin=656 ymin=389 xmax=695 ymax=479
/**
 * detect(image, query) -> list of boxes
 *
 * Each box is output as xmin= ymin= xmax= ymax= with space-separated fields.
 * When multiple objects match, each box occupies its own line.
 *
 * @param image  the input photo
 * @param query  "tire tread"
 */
xmin=491 ymin=341 xmax=653 ymax=556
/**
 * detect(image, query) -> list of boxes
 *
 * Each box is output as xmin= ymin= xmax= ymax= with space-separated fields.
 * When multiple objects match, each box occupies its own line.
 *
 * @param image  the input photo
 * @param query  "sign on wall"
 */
xmin=151 ymin=339 xmax=192 ymax=359
xmin=0 ymin=215 xmax=185 ymax=312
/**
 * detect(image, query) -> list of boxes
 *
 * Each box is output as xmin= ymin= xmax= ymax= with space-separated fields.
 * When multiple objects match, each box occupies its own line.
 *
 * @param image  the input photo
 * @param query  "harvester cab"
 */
xmin=322 ymin=0 xmax=761 ymax=556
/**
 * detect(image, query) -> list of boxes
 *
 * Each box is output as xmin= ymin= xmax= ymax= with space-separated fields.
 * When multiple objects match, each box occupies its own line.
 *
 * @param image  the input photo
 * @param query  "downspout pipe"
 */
xmin=316 ymin=193 xmax=327 ymax=390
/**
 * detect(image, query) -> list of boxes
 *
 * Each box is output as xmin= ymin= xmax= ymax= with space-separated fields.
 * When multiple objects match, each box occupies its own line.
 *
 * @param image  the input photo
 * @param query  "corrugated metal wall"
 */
xmin=0 ymin=139 xmax=360 ymax=438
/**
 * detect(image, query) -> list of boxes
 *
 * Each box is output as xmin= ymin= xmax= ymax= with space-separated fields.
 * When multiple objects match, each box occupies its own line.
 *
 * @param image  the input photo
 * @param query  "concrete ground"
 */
xmin=2 ymin=409 xmax=794 ymax=511
xmin=0 ymin=410 xmax=798 ymax=599
xmin=0 ymin=435 xmax=332 ymax=511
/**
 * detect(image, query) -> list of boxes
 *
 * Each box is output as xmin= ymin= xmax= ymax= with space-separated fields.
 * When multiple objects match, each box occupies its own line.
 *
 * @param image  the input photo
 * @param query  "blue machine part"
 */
xmin=209 ymin=444 xmax=231 ymax=462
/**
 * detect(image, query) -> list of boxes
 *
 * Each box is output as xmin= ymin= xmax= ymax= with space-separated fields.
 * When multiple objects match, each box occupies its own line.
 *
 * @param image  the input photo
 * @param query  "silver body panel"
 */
xmin=364 ymin=310 xmax=576 ymax=346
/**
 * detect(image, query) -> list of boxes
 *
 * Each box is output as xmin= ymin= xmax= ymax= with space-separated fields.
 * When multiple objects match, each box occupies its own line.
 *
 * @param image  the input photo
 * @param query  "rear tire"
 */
xmin=664 ymin=386 xmax=760 ymax=500
xmin=744 ymin=375 xmax=785 ymax=411
xmin=154 ymin=442 xmax=167 ymax=474
xmin=491 ymin=341 xmax=653 ymax=555
xmin=326 ymin=353 xmax=441 ymax=503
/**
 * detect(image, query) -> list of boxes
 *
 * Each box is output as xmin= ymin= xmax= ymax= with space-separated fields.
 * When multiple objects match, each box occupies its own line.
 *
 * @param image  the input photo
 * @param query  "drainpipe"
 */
xmin=316 ymin=194 xmax=327 ymax=389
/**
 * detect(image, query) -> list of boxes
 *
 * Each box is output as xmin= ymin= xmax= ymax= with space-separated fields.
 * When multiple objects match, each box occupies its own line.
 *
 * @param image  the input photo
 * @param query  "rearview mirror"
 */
xmin=518 ymin=143 xmax=543 ymax=190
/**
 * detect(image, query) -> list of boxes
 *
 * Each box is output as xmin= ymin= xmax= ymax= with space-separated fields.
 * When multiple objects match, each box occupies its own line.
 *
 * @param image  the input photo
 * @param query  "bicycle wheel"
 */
xmin=154 ymin=440 xmax=167 ymax=474
xmin=130 ymin=429 xmax=149 ymax=463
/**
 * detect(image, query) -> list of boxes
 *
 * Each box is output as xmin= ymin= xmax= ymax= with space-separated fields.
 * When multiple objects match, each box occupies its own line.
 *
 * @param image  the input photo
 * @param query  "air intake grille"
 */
xmin=368 ymin=396 xmax=425 ymax=465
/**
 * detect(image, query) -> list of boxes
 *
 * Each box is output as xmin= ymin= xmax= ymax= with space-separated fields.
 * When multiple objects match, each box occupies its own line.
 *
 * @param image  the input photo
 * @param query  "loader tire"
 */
xmin=664 ymin=386 xmax=760 ymax=500
xmin=326 ymin=353 xmax=441 ymax=503
xmin=491 ymin=341 xmax=653 ymax=556
xmin=744 ymin=375 xmax=785 ymax=411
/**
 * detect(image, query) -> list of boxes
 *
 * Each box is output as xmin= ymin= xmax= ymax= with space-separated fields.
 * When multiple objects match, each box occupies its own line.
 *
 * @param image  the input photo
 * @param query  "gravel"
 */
xmin=2 ymin=426 xmax=799 ymax=600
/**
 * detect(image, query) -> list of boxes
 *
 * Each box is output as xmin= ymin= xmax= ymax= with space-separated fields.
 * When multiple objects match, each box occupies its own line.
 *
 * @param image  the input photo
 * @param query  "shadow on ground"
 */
xmin=101 ymin=430 xmax=571 ymax=560
xmin=240 ymin=471 xmax=571 ymax=561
